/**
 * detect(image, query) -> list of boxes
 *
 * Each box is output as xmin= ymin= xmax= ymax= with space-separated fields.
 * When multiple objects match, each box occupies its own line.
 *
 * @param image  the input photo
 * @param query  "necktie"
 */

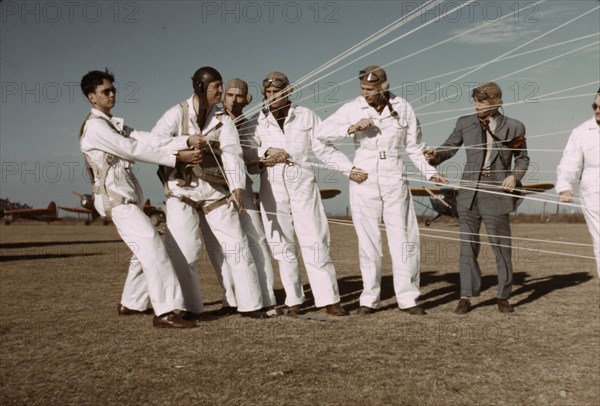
xmin=481 ymin=119 xmax=492 ymax=176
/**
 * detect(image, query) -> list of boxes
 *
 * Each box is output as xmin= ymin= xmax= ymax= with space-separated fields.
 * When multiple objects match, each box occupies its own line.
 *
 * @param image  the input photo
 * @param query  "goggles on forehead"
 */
xmin=263 ymin=78 xmax=287 ymax=88
xmin=359 ymin=70 xmax=380 ymax=83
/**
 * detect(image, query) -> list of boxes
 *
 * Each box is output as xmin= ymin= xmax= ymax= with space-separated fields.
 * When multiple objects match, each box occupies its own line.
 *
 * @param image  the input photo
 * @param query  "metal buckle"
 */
xmin=122 ymin=197 xmax=138 ymax=205
xmin=379 ymin=151 xmax=386 ymax=160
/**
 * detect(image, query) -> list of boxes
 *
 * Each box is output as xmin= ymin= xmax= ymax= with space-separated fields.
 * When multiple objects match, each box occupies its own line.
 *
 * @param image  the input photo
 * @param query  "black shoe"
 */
xmin=454 ymin=298 xmax=471 ymax=314
xmin=325 ymin=303 xmax=348 ymax=316
xmin=153 ymin=312 xmax=198 ymax=329
xmin=117 ymin=303 xmax=152 ymax=316
xmin=181 ymin=311 xmax=205 ymax=322
xmin=497 ymin=299 xmax=514 ymax=313
xmin=401 ymin=306 xmax=427 ymax=316
xmin=213 ymin=306 xmax=237 ymax=316
xmin=240 ymin=310 xmax=270 ymax=319
xmin=357 ymin=306 xmax=375 ymax=316
xmin=286 ymin=305 xmax=302 ymax=316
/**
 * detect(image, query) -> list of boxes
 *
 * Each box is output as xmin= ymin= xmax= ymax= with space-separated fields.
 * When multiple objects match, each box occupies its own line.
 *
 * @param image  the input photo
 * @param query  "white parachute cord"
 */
xmin=414 ymin=4 xmax=600 ymax=110
xmin=325 ymin=216 xmax=596 ymax=260
xmin=294 ymin=0 xmax=442 ymax=86
xmin=240 ymin=0 xmax=444 ymax=119
xmin=416 ymin=40 xmax=600 ymax=111
xmin=417 ymin=76 xmax=600 ymax=117
xmin=420 ymin=93 xmax=597 ymax=129
xmin=286 ymin=159 xmax=587 ymax=210
xmin=310 ymin=32 xmax=598 ymax=115
xmin=243 ymin=0 xmax=478 ymax=119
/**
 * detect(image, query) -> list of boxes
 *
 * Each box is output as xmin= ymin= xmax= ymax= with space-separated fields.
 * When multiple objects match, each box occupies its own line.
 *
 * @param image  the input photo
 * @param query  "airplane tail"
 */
xmin=48 ymin=201 xmax=57 ymax=215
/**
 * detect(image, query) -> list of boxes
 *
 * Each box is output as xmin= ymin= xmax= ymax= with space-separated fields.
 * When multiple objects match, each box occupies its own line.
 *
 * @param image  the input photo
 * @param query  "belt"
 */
xmin=169 ymin=193 xmax=229 ymax=215
xmin=378 ymin=151 xmax=401 ymax=160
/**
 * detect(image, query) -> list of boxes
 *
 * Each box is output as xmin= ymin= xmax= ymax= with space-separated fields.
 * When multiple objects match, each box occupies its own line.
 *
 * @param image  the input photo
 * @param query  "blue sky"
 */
xmin=1 ymin=0 xmax=599 ymax=215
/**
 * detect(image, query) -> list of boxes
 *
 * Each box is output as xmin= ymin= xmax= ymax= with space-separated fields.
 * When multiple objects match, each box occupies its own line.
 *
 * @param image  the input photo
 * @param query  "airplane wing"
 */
xmin=3 ymin=202 xmax=61 ymax=223
xmin=4 ymin=202 xmax=58 ymax=216
xmin=411 ymin=183 xmax=554 ymax=197
xmin=519 ymin=183 xmax=555 ymax=194
xmin=320 ymin=189 xmax=342 ymax=200
xmin=410 ymin=187 xmax=444 ymax=197
xmin=59 ymin=206 xmax=93 ymax=214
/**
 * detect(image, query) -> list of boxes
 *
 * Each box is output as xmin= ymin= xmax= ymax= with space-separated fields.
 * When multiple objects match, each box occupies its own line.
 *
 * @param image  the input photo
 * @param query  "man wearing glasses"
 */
xmin=253 ymin=71 xmax=351 ymax=316
xmin=80 ymin=69 xmax=202 ymax=328
xmin=317 ymin=65 xmax=445 ymax=316
xmin=424 ymin=82 xmax=529 ymax=314
xmin=556 ymin=88 xmax=600 ymax=276
xmin=151 ymin=67 xmax=267 ymax=319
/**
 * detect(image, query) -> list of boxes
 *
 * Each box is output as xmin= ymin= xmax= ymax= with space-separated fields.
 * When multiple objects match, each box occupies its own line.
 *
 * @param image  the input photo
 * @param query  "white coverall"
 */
xmin=80 ymin=108 xmax=188 ymax=316
xmin=254 ymin=105 xmax=353 ymax=307
xmin=151 ymin=96 xmax=263 ymax=313
xmin=317 ymin=94 xmax=437 ymax=309
xmin=197 ymin=114 xmax=277 ymax=308
xmin=238 ymin=115 xmax=277 ymax=307
xmin=556 ymin=117 xmax=600 ymax=276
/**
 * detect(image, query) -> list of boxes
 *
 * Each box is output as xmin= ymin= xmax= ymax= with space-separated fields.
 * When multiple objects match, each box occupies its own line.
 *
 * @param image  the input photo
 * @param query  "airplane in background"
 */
xmin=411 ymin=182 xmax=555 ymax=226
xmin=59 ymin=192 xmax=108 ymax=225
xmin=59 ymin=193 xmax=166 ymax=226
xmin=319 ymin=189 xmax=342 ymax=200
xmin=0 ymin=201 xmax=62 ymax=225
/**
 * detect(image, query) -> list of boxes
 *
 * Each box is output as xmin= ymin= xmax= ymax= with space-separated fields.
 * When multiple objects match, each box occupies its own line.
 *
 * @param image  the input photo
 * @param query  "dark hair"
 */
xmin=80 ymin=69 xmax=114 ymax=97
xmin=597 ymin=87 xmax=600 ymax=95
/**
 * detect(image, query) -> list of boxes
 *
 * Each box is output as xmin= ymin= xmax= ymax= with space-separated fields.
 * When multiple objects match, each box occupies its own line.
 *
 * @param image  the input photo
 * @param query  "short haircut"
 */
xmin=80 ymin=69 xmax=114 ymax=97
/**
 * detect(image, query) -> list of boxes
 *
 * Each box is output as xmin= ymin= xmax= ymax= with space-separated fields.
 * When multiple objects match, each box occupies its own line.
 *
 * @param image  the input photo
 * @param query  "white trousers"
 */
xmin=239 ymin=180 xmax=277 ymax=307
xmin=350 ymin=178 xmax=421 ymax=309
xmin=260 ymin=175 xmax=340 ymax=308
xmin=583 ymin=206 xmax=600 ymax=276
xmin=198 ymin=213 xmax=236 ymax=308
xmin=199 ymin=186 xmax=277 ymax=308
xmin=164 ymin=197 xmax=263 ymax=312
xmin=115 ymin=204 xmax=186 ymax=316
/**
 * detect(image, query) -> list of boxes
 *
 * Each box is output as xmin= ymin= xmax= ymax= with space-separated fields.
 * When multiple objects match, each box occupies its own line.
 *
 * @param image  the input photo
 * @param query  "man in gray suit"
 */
xmin=424 ymin=82 xmax=529 ymax=314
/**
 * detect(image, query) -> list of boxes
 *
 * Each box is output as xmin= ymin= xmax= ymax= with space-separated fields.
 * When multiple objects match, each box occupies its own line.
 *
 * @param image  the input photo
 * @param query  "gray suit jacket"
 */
xmin=435 ymin=113 xmax=529 ymax=215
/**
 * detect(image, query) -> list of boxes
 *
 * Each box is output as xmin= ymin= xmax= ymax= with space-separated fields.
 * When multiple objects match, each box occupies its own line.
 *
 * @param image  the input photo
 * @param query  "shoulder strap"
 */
xmin=180 ymin=101 xmax=190 ymax=135
xmin=79 ymin=113 xmax=93 ymax=139
xmin=156 ymin=101 xmax=190 ymax=194
xmin=80 ymin=113 xmax=128 ymax=137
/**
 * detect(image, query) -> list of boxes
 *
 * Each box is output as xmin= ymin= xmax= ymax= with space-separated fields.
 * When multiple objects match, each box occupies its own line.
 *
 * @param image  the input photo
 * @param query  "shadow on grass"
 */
xmin=0 ymin=253 xmax=100 ymax=262
xmin=331 ymin=270 xmax=594 ymax=313
xmin=495 ymin=272 xmax=592 ymax=308
xmin=0 ymin=240 xmax=121 ymax=249
xmin=0 ymin=240 xmax=120 ymax=262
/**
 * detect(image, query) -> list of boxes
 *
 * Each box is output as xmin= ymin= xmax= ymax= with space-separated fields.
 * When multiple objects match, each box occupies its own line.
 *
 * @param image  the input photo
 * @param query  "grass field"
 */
xmin=1 ymin=222 xmax=598 ymax=405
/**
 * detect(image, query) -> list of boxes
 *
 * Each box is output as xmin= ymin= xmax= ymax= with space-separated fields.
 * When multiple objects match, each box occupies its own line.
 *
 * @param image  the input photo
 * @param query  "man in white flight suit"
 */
xmin=317 ymin=65 xmax=446 ymax=316
xmin=253 ymin=71 xmax=350 ymax=316
xmin=79 ymin=69 xmax=200 ymax=328
xmin=151 ymin=67 xmax=266 ymax=319
xmin=556 ymin=88 xmax=600 ymax=276
xmin=221 ymin=78 xmax=277 ymax=309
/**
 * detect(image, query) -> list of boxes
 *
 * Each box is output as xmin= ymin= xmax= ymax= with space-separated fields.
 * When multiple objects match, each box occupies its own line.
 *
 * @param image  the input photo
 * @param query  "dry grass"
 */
xmin=1 ymin=222 xmax=598 ymax=405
